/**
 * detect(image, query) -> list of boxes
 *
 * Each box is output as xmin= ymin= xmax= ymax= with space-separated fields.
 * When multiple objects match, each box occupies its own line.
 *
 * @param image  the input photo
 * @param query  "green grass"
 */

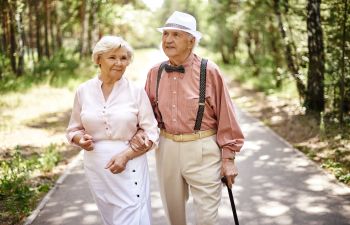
xmin=0 ymin=49 xmax=95 ymax=94
xmin=0 ymin=145 xmax=61 ymax=224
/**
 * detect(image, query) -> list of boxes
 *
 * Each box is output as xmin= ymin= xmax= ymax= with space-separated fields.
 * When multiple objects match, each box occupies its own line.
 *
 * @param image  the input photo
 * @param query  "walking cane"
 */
xmin=221 ymin=177 xmax=239 ymax=225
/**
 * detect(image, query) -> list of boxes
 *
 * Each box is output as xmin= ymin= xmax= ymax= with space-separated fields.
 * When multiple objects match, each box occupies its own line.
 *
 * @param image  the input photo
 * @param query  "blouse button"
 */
xmin=134 ymin=182 xmax=137 ymax=185
xmin=137 ymin=194 xmax=140 ymax=198
xmin=132 ymin=169 xmax=136 ymax=172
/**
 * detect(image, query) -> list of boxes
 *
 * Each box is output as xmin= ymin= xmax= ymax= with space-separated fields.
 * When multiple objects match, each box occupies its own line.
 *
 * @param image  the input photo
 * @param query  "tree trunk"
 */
xmin=16 ymin=3 xmax=25 ymax=76
xmin=0 ymin=1 xmax=5 ymax=78
xmin=9 ymin=1 xmax=17 ymax=74
xmin=273 ymin=0 xmax=306 ymax=98
xmin=230 ymin=29 xmax=240 ymax=61
xmin=50 ymin=0 xmax=56 ymax=53
xmin=268 ymin=16 xmax=283 ymax=88
xmin=54 ymin=4 xmax=62 ymax=49
xmin=27 ymin=0 xmax=35 ymax=62
xmin=79 ymin=0 xmax=88 ymax=58
xmin=339 ymin=0 xmax=348 ymax=126
xmin=305 ymin=0 xmax=325 ymax=116
xmin=34 ymin=0 xmax=42 ymax=61
xmin=87 ymin=1 xmax=95 ymax=54
xmin=245 ymin=31 xmax=260 ymax=76
xmin=44 ymin=0 xmax=50 ymax=58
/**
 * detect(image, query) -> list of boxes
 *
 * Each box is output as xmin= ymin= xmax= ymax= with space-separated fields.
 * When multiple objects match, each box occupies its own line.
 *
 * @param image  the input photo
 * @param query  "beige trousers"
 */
xmin=156 ymin=135 xmax=222 ymax=225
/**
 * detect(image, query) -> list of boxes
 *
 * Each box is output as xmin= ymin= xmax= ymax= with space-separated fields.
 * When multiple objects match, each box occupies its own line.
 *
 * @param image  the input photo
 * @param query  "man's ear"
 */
xmin=188 ymin=36 xmax=196 ymax=49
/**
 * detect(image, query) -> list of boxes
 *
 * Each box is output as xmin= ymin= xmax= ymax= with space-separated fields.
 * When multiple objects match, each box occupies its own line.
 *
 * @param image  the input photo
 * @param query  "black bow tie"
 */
xmin=164 ymin=64 xmax=185 ymax=73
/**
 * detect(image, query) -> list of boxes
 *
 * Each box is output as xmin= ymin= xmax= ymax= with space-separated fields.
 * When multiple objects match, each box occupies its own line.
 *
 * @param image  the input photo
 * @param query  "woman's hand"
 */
xmin=105 ymin=152 xmax=130 ymax=174
xmin=74 ymin=134 xmax=94 ymax=151
xmin=129 ymin=129 xmax=151 ymax=152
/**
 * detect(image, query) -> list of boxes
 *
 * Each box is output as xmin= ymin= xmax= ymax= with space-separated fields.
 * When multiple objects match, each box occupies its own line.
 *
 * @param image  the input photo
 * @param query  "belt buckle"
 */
xmin=173 ymin=134 xmax=182 ymax=142
xmin=194 ymin=130 xmax=201 ymax=139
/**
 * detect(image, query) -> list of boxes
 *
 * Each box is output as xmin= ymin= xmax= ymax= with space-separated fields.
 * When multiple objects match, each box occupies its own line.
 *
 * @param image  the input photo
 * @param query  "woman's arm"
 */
xmin=105 ymin=147 xmax=148 ymax=174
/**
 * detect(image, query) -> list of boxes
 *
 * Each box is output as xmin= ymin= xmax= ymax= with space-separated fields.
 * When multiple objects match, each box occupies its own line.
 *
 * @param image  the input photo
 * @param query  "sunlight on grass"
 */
xmin=0 ymin=48 xmax=163 ymax=149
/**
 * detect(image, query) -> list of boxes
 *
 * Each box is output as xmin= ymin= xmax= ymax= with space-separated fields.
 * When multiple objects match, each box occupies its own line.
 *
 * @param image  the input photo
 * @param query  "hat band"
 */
xmin=164 ymin=23 xmax=191 ymax=30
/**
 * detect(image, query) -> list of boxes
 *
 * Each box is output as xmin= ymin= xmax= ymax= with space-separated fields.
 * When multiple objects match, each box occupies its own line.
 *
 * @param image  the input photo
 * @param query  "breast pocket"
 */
xmin=184 ymin=96 xmax=199 ymax=122
xmin=184 ymin=95 xmax=212 ymax=122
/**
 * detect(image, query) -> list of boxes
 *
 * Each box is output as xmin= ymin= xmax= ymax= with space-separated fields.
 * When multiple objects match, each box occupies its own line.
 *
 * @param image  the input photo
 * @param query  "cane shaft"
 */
xmin=227 ymin=185 xmax=239 ymax=225
xmin=221 ymin=177 xmax=239 ymax=225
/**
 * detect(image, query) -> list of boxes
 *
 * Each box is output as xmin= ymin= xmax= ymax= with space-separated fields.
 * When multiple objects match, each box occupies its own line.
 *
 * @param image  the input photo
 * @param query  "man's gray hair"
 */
xmin=92 ymin=36 xmax=133 ymax=64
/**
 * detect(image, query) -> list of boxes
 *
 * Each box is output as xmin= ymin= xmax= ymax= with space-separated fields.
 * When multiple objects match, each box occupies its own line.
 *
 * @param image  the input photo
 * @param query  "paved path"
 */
xmin=27 ymin=109 xmax=350 ymax=225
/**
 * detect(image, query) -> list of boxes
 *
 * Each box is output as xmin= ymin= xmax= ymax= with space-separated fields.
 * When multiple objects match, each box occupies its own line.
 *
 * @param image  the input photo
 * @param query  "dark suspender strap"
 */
xmin=194 ymin=58 xmax=208 ymax=131
xmin=156 ymin=62 xmax=167 ymax=128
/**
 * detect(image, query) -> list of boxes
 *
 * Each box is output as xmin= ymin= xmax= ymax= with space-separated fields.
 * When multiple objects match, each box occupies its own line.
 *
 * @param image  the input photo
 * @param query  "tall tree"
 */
xmin=305 ymin=0 xmax=325 ymax=116
xmin=8 ymin=0 xmax=18 ymax=73
xmin=339 ymin=0 xmax=349 ymax=125
xmin=44 ymin=0 xmax=50 ymax=58
xmin=34 ymin=0 xmax=43 ymax=61
xmin=273 ymin=0 xmax=306 ymax=98
xmin=16 ymin=0 xmax=25 ymax=76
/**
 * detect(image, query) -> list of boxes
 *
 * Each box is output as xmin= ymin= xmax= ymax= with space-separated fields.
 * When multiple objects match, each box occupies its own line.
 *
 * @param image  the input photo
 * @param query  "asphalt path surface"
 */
xmin=27 ymin=108 xmax=350 ymax=225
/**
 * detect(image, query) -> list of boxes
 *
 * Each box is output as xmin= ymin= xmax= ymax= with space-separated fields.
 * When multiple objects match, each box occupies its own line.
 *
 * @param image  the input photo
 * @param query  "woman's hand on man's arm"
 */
xmin=129 ymin=129 xmax=152 ymax=152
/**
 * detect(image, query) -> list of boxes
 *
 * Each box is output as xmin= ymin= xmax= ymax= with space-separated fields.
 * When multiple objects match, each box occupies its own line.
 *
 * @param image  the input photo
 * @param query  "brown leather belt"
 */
xmin=160 ymin=129 xmax=217 ymax=142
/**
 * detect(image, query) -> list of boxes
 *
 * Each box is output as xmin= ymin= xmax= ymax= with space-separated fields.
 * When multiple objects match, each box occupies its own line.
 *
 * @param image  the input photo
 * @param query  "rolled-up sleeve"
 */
xmin=137 ymin=87 xmax=159 ymax=149
xmin=66 ymin=88 xmax=85 ymax=144
xmin=209 ymin=64 xmax=244 ymax=158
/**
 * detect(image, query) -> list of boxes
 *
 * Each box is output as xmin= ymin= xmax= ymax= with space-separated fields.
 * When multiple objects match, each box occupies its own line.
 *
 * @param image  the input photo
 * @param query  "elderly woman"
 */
xmin=66 ymin=35 xmax=158 ymax=225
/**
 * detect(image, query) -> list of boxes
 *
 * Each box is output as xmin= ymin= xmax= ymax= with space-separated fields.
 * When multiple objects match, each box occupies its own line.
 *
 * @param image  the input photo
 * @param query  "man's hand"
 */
xmin=105 ymin=152 xmax=130 ymax=174
xmin=220 ymin=159 xmax=238 ymax=189
xmin=130 ymin=129 xmax=151 ymax=152
xmin=77 ymin=134 xmax=94 ymax=151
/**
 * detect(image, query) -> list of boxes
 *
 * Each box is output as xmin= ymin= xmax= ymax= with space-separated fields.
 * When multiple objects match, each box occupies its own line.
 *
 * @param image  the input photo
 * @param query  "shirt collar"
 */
xmin=95 ymin=75 xmax=125 ymax=88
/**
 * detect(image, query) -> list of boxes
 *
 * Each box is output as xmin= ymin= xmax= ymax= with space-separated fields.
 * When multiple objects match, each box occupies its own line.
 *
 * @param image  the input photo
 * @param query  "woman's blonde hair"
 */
xmin=92 ymin=36 xmax=133 ymax=64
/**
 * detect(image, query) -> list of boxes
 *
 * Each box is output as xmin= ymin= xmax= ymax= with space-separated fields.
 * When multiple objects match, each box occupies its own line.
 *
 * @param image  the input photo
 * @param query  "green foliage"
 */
xmin=0 ymin=148 xmax=35 ymax=222
xmin=0 ymin=49 xmax=81 ymax=94
xmin=322 ymin=160 xmax=350 ymax=183
xmin=38 ymin=144 xmax=61 ymax=172
xmin=0 ymin=144 xmax=61 ymax=223
xmin=323 ymin=0 xmax=350 ymax=117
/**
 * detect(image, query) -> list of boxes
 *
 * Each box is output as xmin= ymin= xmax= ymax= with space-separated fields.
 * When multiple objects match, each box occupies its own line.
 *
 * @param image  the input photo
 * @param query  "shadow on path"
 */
xmin=29 ymin=109 xmax=350 ymax=225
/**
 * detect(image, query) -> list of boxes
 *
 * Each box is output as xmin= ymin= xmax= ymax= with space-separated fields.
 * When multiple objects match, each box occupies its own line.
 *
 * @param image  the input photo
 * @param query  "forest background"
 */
xmin=0 ymin=0 xmax=349 ymax=224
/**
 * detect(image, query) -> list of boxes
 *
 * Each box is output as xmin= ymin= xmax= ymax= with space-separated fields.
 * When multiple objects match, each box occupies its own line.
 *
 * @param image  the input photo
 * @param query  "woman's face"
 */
xmin=98 ymin=48 xmax=130 ymax=81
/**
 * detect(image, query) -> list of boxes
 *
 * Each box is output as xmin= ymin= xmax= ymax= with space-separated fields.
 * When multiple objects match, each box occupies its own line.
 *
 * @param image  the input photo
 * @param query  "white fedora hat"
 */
xmin=157 ymin=11 xmax=202 ymax=41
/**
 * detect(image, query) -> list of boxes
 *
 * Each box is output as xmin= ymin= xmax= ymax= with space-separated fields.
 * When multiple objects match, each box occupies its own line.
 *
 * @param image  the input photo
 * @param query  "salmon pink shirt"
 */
xmin=145 ymin=53 xmax=244 ymax=158
xmin=66 ymin=76 xmax=159 ymax=145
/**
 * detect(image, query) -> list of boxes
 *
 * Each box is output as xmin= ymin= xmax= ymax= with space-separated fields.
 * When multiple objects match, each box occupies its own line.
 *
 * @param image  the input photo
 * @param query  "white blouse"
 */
xmin=66 ymin=76 xmax=159 ymax=146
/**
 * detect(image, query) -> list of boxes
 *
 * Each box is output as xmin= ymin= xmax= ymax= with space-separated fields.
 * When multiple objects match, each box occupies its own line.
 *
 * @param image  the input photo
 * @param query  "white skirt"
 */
xmin=83 ymin=140 xmax=151 ymax=225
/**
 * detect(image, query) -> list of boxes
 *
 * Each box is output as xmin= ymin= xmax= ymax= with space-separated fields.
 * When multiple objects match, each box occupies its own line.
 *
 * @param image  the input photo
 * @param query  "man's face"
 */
xmin=161 ymin=29 xmax=195 ymax=63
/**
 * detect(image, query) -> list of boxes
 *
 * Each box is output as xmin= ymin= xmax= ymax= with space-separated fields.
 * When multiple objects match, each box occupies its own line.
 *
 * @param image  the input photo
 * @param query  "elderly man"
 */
xmin=132 ymin=11 xmax=244 ymax=225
